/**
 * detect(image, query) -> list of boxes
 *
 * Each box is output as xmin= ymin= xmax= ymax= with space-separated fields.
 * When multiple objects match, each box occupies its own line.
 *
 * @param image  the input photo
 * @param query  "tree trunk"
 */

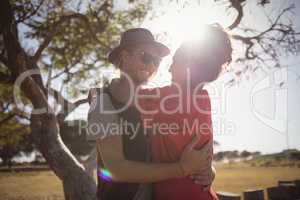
xmin=78 ymin=147 xmax=97 ymax=182
xmin=31 ymin=114 xmax=97 ymax=200
xmin=2 ymin=157 xmax=13 ymax=170
xmin=7 ymin=158 xmax=12 ymax=170
xmin=1 ymin=147 xmax=14 ymax=170
xmin=0 ymin=1 xmax=97 ymax=199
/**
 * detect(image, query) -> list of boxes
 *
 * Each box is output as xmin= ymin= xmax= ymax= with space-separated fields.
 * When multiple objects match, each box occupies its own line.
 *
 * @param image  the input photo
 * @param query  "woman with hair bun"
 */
xmin=140 ymin=25 xmax=232 ymax=200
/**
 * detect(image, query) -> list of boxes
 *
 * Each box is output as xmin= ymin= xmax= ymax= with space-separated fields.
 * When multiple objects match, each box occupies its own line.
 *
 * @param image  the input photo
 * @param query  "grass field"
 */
xmin=0 ymin=164 xmax=300 ymax=200
xmin=213 ymin=164 xmax=300 ymax=194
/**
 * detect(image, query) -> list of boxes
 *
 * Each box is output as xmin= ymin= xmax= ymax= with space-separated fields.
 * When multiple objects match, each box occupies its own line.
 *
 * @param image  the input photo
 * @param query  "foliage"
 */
xmin=0 ymin=84 xmax=33 ymax=167
xmin=0 ymin=0 xmax=151 ymax=168
xmin=14 ymin=0 xmax=150 ymax=95
xmin=246 ymin=149 xmax=300 ymax=167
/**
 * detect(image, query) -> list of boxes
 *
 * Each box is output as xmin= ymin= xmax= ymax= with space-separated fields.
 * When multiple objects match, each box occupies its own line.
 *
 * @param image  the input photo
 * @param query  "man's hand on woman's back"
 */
xmin=179 ymin=135 xmax=215 ymax=190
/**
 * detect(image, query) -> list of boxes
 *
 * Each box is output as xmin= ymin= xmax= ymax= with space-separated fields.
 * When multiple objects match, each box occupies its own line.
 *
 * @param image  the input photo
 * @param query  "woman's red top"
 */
xmin=140 ymin=85 xmax=218 ymax=200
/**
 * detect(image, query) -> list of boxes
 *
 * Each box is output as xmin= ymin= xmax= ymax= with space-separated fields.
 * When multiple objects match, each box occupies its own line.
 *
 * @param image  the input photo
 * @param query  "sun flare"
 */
xmin=144 ymin=2 xmax=228 ymax=51
xmin=142 ymin=1 xmax=231 ymax=87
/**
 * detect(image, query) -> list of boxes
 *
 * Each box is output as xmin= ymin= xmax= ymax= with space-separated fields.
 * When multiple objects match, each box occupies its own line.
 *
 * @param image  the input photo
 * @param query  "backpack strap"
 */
xmin=89 ymin=86 xmax=149 ymax=200
xmin=88 ymin=87 xmax=110 ymax=105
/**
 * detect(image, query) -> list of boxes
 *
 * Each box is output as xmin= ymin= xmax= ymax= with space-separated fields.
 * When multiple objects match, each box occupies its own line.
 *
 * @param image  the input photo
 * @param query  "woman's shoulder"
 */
xmin=191 ymin=89 xmax=211 ymax=114
xmin=195 ymin=88 xmax=209 ymax=96
xmin=194 ymin=88 xmax=210 ymax=101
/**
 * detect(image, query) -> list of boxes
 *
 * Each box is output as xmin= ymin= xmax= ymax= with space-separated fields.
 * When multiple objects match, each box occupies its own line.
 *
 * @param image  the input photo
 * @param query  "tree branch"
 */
xmin=231 ymin=5 xmax=299 ymax=64
xmin=0 ymin=71 xmax=13 ymax=84
xmin=32 ymin=13 xmax=104 ymax=63
xmin=15 ymin=0 xmax=45 ymax=23
xmin=48 ymin=87 xmax=88 ymax=121
xmin=0 ymin=113 xmax=16 ymax=127
xmin=227 ymin=0 xmax=246 ymax=30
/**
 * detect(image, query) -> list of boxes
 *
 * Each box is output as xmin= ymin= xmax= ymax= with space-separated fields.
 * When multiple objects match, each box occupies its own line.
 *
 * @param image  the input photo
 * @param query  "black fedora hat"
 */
xmin=108 ymin=28 xmax=170 ymax=64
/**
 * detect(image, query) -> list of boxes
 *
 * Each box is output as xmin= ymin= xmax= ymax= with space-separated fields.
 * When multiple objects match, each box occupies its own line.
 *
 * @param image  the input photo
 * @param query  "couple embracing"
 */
xmin=87 ymin=26 xmax=232 ymax=200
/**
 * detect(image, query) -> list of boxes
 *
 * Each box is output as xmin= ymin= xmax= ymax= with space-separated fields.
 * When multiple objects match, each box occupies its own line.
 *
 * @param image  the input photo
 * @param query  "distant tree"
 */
xmin=241 ymin=150 xmax=251 ymax=158
xmin=253 ymin=151 xmax=261 ymax=157
xmin=214 ymin=151 xmax=225 ymax=161
xmin=213 ymin=140 xmax=220 ymax=146
xmin=230 ymin=150 xmax=240 ymax=158
xmin=0 ymin=84 xmax=34 ymax=168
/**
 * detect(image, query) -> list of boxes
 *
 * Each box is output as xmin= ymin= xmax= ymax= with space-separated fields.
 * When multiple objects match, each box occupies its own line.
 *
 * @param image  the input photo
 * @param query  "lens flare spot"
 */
xmin=98 ymin=168 xmax=112 ymax=182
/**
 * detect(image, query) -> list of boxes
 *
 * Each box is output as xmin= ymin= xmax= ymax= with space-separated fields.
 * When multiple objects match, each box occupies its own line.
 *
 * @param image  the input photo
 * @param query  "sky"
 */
xmin=144 ymin=1 xmax=300 ymax=153
xmin=142 ymin=0 xmax=298 ymax=153
xmin=139 ymin=0 xmax=300 ymax=154
xmin=17 ymin=0 xmax=300 ymax=154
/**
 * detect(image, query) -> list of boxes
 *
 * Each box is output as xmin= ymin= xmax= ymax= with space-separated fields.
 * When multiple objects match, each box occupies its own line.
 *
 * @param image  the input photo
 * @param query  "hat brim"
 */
xmin=108 ymin=41 xmax=170 ymax=64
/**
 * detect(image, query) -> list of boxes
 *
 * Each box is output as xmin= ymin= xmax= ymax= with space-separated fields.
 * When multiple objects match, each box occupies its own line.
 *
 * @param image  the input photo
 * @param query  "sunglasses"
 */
xmin=138 ymin=51 xmax=162 ymax=67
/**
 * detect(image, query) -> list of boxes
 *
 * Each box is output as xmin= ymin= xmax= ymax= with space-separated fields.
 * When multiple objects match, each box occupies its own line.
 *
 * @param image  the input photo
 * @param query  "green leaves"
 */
xmin=11 ymin=0 xmax=150 ymax=99
xmin=0 ymin=82 xmax=33 ymax=166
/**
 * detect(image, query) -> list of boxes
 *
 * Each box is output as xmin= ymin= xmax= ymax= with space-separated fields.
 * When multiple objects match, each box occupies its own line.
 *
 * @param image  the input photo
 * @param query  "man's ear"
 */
xmin=115 ymin=50 xmax=126 ymax=69
xmin=120 ymin=50 xmax=130 ymax=62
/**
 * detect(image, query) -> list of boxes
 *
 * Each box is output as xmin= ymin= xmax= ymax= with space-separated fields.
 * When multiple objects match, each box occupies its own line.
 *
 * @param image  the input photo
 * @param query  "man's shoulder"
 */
xmin=88 ymin=86 xmax=118 ymax=116
xmin=87 ymin=86 xmax=119 ymax=141
xmin=88 ymin=86 xmax=110 ymax=105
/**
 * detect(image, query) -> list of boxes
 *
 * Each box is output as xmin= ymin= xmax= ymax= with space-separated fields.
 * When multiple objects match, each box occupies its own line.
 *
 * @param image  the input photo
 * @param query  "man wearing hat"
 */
xmin=87 ymin=28 xmax=213 ymax=200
